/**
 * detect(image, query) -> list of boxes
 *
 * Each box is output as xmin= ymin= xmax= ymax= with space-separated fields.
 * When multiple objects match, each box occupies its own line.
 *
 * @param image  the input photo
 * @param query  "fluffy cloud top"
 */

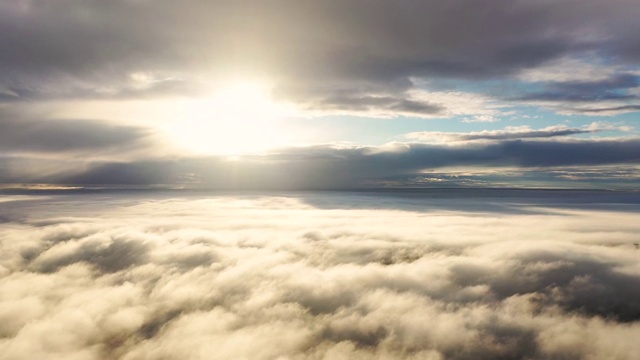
xmin=1 ymin=191 xmax=639 ymax=359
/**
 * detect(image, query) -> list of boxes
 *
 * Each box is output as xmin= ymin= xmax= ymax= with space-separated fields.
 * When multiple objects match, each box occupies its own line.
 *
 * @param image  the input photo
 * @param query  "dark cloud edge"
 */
xmin=1 ymin=137 xmax=639 ymax=191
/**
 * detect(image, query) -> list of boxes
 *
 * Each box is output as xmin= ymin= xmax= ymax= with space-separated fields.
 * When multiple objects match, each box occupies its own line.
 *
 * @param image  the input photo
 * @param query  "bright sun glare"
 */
xmin=167 ymin=82 xmax=292 ymax=156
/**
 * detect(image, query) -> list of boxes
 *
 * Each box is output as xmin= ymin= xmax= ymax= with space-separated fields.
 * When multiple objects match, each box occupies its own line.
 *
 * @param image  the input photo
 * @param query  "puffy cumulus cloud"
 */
xmin=1 ymin=0 xmax=640 ymax=116
xmin=1 ymin=191 xmax=640 ymax=359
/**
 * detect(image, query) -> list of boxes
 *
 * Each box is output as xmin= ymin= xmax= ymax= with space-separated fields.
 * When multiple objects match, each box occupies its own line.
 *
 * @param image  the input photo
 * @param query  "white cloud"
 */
xmin=462 ymin=114 xmax=500 ymax=123
xmin=585 ymin=121 xmax=634 ymax=132
xmin=1 ymin=193 xmax=639 ymax=359
xmin=408 ymin=90 xmax=507 ymax=119
xmin=517 ymin=56 xmax=620 ymax=83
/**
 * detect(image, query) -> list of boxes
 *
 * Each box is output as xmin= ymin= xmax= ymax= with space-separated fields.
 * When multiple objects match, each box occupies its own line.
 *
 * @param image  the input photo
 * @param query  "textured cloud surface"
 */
xmin=1 ymin=0 xmax=640 ymax=114
xmin=1 ymin=0 xmax=640 ymax=188
xmin=1 ymin=191 xmax=639 ymax=359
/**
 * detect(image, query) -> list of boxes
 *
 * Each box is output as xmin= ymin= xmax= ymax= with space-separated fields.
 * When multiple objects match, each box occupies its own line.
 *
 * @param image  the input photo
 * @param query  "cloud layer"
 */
xmin=1 ymin=191 xmax=640 ymax=359
xmin=1 ymin=0 xmax=640 ymax=115
xmin=0 ymin=111 xmax=149 ymax=155
xmin=1 ymin=0 xmax=640 ymax=190
xmin=0 ymin=0 xmax=640 ymax=189
xmin=2 ymin=135 xmax=636 ymax=189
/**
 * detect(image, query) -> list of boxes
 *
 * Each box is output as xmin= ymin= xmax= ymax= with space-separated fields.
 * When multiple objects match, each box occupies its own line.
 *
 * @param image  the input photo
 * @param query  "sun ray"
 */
xmin=165 ymin=82 xmax=293 ymax=156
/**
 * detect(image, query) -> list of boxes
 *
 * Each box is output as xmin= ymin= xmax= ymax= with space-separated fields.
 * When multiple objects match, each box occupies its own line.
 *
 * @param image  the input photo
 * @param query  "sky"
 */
xmin=1 ymin=0 xmax=640 ymax=189
xmin=1 ymin=191 xmax=640 ymax=359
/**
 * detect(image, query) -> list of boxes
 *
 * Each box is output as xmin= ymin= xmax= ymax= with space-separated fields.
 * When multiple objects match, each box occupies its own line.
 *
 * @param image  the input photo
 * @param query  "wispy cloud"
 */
xmin=406 ymin=125 xmax=592 ymax=142
xmin=462 ymin=115 xmax=500 ymax=123
xmin=405 ymin=123 xmax=633 ymax=143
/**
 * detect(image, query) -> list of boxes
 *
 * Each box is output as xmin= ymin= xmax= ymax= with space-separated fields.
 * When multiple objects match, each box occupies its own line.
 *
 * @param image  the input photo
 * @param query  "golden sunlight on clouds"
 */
xmin=2 ymin=193 xmax=640 ymax=359
xmin=38 ymin=81 xmax=303 ymax=157
xmin=165 ymin=82 xmax=296 ymax=156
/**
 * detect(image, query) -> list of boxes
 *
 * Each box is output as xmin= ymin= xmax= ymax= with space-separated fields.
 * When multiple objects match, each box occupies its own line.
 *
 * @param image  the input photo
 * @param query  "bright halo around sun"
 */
xmin=166 ymin=82 xmax=294 ymax=156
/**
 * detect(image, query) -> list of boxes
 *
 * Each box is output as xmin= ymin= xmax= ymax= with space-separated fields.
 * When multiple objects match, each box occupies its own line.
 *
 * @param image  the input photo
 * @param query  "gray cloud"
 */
xmin=381 ymin=166 xmax=640 ymax=190
xmin=1 ymin=192 xmax=639 ymax=359
xmin=406 ymin=125 xmax=597 ymax=142
xmin=302 ymin=93 xmax=445 ymax=117
xmin=0 ymin=111 xmax=150 ymax=154
xmin=15 ymin=137 xmax=634 ymax=189
xmin=1 ymin=0 xmax=640 ymax=114
xmin=514 ymin=74 xmax=640 ymax=111
xmin=1 ymin=0 xmax=640 ymax=190
xmin=576 ymin=104 xmax=640 ymax=114
xmin=550 ymin=74 xmax=640 ymax=94
xmin=518 ymin=92 xmax=636 ymax=104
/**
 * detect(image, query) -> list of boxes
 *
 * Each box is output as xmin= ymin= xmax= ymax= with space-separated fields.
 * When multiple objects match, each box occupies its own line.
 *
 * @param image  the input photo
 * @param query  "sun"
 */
xmin=166 ymin=82 xmax=292 ymax=156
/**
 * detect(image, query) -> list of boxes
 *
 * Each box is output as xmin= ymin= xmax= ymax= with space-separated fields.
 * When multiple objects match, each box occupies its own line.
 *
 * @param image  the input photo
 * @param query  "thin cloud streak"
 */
xmin=406 ymin=125 xmax=597 ymax=142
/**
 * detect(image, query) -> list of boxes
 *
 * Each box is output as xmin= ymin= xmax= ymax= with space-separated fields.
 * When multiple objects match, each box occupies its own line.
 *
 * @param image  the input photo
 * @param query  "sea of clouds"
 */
xmin=1 ymin=191 xmax=639 ymax=359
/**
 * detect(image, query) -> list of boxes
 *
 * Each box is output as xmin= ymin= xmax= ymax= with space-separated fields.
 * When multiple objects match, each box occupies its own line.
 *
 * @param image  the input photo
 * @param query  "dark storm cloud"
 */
xmin=0 ymin=112 xmax=150 ymax=154
xmin=1 ymin=194 xmax=639 ymax=359
xmin=1 ymin=0 xmax=640 ymax=113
